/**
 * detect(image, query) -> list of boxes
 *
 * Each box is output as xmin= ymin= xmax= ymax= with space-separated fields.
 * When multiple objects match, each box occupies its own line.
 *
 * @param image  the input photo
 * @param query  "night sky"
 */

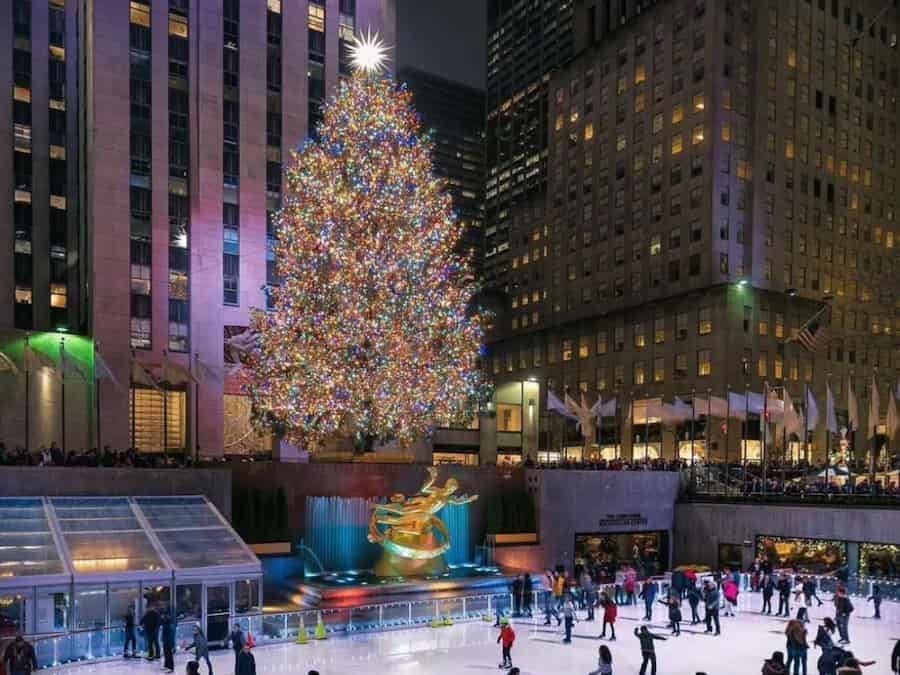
xmin=395 ymin=0 xmax=486 ymax=90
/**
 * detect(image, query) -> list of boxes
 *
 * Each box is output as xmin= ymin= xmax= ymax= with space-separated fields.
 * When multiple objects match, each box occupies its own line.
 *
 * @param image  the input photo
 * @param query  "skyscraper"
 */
xmin=1 ymin=0 xmax=396 ymax=454
xmin=397 ymin=67 xmax=485 ymax=267
xmin=483 ymin=0 xmax=576 ymax=285
xmin=485 ymin=0 xmax=899 ymax=464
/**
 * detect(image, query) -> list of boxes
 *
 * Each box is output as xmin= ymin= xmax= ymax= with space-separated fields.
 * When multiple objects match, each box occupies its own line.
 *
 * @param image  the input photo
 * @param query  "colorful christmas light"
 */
xmin=248 ymin=71 xmax=486 ymax=450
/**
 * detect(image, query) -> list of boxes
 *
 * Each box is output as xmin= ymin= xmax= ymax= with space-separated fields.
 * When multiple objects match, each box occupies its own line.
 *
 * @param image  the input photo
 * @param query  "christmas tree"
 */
xmin=249 ymin=36 xmax=485 ymax=451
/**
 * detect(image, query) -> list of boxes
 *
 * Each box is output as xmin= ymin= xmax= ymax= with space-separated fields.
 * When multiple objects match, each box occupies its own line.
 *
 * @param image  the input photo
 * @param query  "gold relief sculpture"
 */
xmin=367 ymin=467 xmax=478 ymax=577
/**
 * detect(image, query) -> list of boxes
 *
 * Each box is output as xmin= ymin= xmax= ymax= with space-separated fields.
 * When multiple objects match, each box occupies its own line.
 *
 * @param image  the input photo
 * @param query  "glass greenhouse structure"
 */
xmin=0 ymin=496 xmax=261 ymax=664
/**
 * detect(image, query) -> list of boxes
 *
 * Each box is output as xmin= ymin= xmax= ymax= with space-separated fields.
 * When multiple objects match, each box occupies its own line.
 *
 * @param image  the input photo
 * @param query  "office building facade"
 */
xmin=1 ymin=0 xmax=396 ymax=454
xmin=397 ymin=67 xmax=485 ymax=267
xmin=486 ymin=0 xmax=900 ymax=463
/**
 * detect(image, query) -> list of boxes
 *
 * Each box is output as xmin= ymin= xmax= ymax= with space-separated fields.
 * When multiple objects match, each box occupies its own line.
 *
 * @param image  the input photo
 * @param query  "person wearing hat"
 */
xmin=185 ymin=623 xmax=212 ymax=675
xmin=496 ymin=616 xmax=516 ymax=669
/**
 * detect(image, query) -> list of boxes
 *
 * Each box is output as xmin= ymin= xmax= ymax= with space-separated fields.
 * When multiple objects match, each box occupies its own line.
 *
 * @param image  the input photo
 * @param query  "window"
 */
xmin=674 ymin=353 xmax=688 ymax=380
xmin=671 ymin=134 xmax=684 ymax=155
xmin=597 ymin=331 xmax=608 ymax=354
xmin=633 ymin=361 xmax=646 ymax=385
xmin=757 ymin=351 xmax=768 ymax=377
xmin=697 ymin=349 xmax=712 ymax=376
xmin=578 ymin=335 xmax=590 ymax=359
xmin=676 ymin=312 xmax=688 ymax=340
xmin=652 ymin=357 xmax=664 ymax=384
xmin=634 ymin=322 xmax=647 ymax=349
xmin=562 ymin=339 xmax=573 ymax=361
xmin=698 ymin=307 xmax=712 ymax=335
xmin=691 ymin=124 xmax=704 ymax=145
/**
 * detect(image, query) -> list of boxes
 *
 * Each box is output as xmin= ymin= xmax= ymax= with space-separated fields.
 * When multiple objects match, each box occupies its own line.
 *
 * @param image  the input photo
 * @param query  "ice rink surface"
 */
xmin=48 ymin=592 xmax=898 ymax=675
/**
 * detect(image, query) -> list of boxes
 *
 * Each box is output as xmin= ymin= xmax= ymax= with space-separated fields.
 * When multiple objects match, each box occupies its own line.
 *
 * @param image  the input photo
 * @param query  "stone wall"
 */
xmin=674 ymin=501 xmax=900 ymax=570
xmin=0 ymin=466 xmax=232 ymax=518
xmin=494 ymin=469 xmax=682 ymax=572
xmin=231 ymin=462 xmax=525 ymax=555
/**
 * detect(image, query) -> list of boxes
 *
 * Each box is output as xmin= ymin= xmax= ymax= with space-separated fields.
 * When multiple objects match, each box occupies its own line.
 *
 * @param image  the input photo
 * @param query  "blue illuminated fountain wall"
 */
xmin=304 ymin=496 xmax=473 ymax=572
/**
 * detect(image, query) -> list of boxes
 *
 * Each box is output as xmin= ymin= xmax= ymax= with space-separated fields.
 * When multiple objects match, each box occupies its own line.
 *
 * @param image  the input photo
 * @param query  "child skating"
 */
xmin=497 ymin=617 xmax=515 ymax=669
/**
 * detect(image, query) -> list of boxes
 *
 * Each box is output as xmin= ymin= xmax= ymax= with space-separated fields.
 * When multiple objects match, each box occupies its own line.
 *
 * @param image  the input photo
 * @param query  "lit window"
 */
xmin=698 ymin=307 xmax=712 ymax=335
xmin=308 ymin=4 xmax=325 ymax=31
xmin=671 ymin=134 xmax=683 ymax=155
xmin=633 ymin=361 xmax=646 ymax=385
xmin=692 ymin=93 xmax=704 ymax=112
xmin=785 ymin=139 xmax=795 ymax=159
xmin=671 ymin=104 xmax=684 ymax=125
xmin=691 ymin=124 xmax=704 ymax=145
xmin=634 ymin=64 xmax=646 ymax=84
xmin=649 ymin=234 xmax=661 ymax=256
xmin=562 ymin=339 xmax=573 ymax=361
xmin=584 ymin=122 xmax=594 ymax=140
xmin=578 ymin=336 xmax=590 ymax=359
xmin=15 ymin=287 xmax=33 ymax=304
xmin=653 ymin=357 xmax=664 ymax=383
xmin=616 ymin=133 xmax=627 ymax=152
xmin=634 ymin=323 xmax=647 ymax=349
xmin=697 ymin=349 xmax=712 ymax=376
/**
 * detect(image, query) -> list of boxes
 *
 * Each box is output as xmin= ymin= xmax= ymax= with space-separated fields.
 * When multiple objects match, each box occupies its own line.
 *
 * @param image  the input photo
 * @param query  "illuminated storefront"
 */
xmin=575 ymin=530 xmax=669 ymax=579
xmin=859 ymin=543 xmax=900 ymax=580
xmin=756 ymin=535 xmax=847 ymax=574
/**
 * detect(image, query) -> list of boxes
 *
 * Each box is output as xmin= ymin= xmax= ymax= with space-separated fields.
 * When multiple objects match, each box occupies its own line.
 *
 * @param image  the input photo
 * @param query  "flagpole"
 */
xmin=706 ymin=388 xmax=712 ymax=492
xmin=24 ymin=333 xmax=31 ymax=453
xmin=690 ymin=388 xmax=696 ymax=490
xmin=869 ymin=370 xmax=876 ymax=490
xmin=762 ymin=381 xmax=768 ymax=495
xmin=615 ymin=388 xmax=621 ymax=459
xmin=824 ymin=376 xmax=831 ymax=494
xmin=60 ymin=336 xmax=66 ymax=454
xmin=194 ymin=352 xmax=200 ymax=464
xmin=95 ymin=342 xmax=102 ymax=450
xmin=782 ymin=387 xmax=788 ymax=489
xmin=742 ymin=383 xmax=749 ymax=492
xmin=849 ymin=373 xmax=855 ymax=494
xmin=724 ymin=385 xmax=730 ymax=495
xmin=803 ymin=382 xmax=810 ymax=465
xmin=644 ymin=394 xmax=650 ymax=462
xmin=130 ymin=350 xmax=137 ymax=450
xmin=162 ymin=351 xmax=169 ymax=460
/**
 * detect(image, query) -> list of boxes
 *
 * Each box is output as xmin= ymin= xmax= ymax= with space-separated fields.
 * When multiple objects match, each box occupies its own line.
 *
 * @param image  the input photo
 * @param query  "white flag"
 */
xmin=599 ymin=397 xmax=618 ymax=418
xmin=867 ymin=375 xmax=880 ymax=440
xmin=805 ymin=388 xmax=820 ymax=431
xmin=60 ymin=346 xmax=87 ymax=381
xmin=784 ymin=387 xmax=803 ymax=436
xmin=826 ymin=382 xmax=838 ymax=434
xmin=886 ymin=390 xmax=899 ymax=441
xmin=728 ymin=391 xmax=748 ymax=420
xmin=547 ymin=390 xmax=577 ymax=420
xmin=94 ymin=350 xmax=123 ymax=390
xmin=0 ymin=351 xmax=20 ymax=376
xmin=847 ymin=377 xmax=860 ymax=431
xmin=132 ymin=360 xmax=162 ymax=392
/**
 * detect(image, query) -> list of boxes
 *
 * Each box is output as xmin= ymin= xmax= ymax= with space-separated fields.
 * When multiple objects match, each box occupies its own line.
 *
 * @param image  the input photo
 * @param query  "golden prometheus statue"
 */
xmin=367 ymin=467 xmax=478 ymax=577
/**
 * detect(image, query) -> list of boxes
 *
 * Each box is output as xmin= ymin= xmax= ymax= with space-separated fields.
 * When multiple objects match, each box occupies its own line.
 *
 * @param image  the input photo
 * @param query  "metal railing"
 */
xmin=24 ymin=591 xmax=517 ymax=669
xmin=20 ymin=577 xmax=900 ymax=669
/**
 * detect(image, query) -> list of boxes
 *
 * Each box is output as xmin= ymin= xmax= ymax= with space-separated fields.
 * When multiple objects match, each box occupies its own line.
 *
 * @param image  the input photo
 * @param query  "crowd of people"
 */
xmin=490 ymin=559 xmax=897 ymax=675
xmin=684 ymin=458 xmax=900 ymax=500
xmin=525 ymin=457 xmax=684 ymax=472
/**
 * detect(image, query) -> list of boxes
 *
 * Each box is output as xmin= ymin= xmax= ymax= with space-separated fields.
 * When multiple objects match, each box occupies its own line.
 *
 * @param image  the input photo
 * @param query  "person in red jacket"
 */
xmin=497 ymin=617 xmax=515 ymax=669
xmin=599 ymin=591 xmax=618 ymax=640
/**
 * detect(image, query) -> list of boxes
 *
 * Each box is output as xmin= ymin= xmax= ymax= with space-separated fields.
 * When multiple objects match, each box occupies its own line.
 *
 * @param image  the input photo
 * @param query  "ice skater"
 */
xmin=702 ymin=580 xmax=721 ymax=635
xmin=687 ymin=582 xmax=701 ymax=624
xmin=659 ymin=594 xmax=682 ymax=636
xmin=561 ymin=594 xmax=578 ymax=644
xmin=634 ymin=625 xmax=666 ymax=675
xmin=834 ymin=589 xmax=853 ymax=645
xmin=639 ymin=579 xmax=657 ymax=621
xmin=588 ymin=645 xmax=613 ymax=675
xmin=762 ymin=574 xmax=775 ymax=615
xmin=866 ymin=584 xmax=881 ymax=619
xmin=599 ymin=591 xmax=617 ymax=640
xmin=777 ymin=573 xmax=792 ymax=617
xmin=496 ymin=617 xmax=515 ymax=669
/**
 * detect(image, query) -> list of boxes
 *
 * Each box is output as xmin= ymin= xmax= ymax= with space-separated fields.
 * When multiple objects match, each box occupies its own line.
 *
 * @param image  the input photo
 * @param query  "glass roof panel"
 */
xmin=50 ymin=498 xmax=164 ymax=574
xmin=0 ymin=498 xmax=65 ymax=578
xmin=154 ymin=528 xmax=256 ymax=568
xmin=134 ymin=497 xmax=255 ymax=569
xmin=135 ymin=497 xmax=226 ymax=530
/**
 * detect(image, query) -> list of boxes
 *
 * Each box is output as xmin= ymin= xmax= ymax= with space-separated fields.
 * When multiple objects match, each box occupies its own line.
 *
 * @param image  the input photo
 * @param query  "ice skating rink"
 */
xmin=45 ymin=592 xmax=898 ymax=675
